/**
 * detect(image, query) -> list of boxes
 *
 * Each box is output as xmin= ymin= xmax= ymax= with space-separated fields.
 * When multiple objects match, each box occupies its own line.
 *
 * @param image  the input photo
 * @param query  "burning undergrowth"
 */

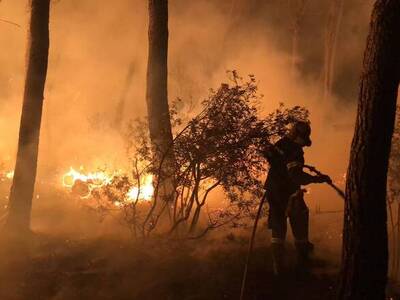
xmin=3 ymin=72 xmax=310 ymax=241
xmin=59 ymin=72 xmax=309 ymax=240
xmin=62 ymin=167 xmax=154 ymax=204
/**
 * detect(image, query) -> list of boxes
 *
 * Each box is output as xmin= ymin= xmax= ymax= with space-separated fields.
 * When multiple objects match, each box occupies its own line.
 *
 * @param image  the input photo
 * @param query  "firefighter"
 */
xmin=264 ymin=120 xmax=331 ymax=276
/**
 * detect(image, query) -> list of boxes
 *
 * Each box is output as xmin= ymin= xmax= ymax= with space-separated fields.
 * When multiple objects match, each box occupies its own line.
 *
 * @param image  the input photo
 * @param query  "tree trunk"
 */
xmin=339 ymin=1 xmax=400 ymax=299
xmin=388 ymin=106 xmax=400 ymax=280
xmin=146 ymin=0 xmax=175 ymax=203
xmin=290 ymin=0 xmax=307 ymax=76
xmin=6 ymin=0 xmax=50 ymax=233
xmin=323 ymin=0 xmax=344 ymax=102
xmin=396 ymin=201 xmax=400 ymax=279
xmin=114 ymin=62 xmax=135 ymax=131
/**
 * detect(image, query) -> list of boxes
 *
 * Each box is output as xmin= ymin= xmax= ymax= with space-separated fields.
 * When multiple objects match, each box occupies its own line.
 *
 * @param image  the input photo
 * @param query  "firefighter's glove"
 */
xmin=315 ymin=174 xmax=332 ymax=184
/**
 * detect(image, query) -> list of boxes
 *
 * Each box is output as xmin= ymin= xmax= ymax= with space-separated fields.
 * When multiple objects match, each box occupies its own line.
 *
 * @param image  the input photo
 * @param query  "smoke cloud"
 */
xmin=0 ymin=0 xmax=375 ymax=234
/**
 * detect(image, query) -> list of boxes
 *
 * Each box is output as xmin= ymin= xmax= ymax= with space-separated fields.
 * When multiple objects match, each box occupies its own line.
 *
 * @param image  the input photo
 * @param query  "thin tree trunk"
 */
xmin=218 ymin=0 xmax=257 ymax=71
xmin=290 ymin=0 xmax=307 ymax=76
xmin=323 ymin=0 xmax=344 ymax=101
xmin=6 ymin=0 xmax=50 ymax=232
xmin=114 ymin=62 xmax=135 ymax=131
xmin=189 ymin=200 xmax=201 ymax=233
xmin=146 ymin=0 xmax=175 ymax=204
xmin=339 ymin=1 xmax=400 ymax=299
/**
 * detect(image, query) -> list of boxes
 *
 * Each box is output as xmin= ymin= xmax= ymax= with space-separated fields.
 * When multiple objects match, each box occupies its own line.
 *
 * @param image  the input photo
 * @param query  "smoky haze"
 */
xmin=0 ymin=0 xmax=374 ymax=224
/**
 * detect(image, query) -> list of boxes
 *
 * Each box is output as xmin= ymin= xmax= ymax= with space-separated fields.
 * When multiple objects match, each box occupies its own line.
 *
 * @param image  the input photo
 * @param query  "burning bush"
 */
xmin=62 ymin=72 xmax=309 ymax=239
xmin=124 ymin=71 xmax=309 ymax=238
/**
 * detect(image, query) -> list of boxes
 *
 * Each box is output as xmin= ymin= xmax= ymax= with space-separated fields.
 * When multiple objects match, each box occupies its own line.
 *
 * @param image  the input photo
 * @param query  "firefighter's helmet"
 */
xmin=287 ymin=120 xmax=312 ymax=147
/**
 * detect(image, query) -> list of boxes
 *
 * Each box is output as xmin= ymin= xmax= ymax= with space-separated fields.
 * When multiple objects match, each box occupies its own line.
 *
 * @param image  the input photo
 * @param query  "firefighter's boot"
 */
xmin=271 ymin=242 xmax=285 ymax=276
xmin=295 ymin=241 xmax=313 ymax=276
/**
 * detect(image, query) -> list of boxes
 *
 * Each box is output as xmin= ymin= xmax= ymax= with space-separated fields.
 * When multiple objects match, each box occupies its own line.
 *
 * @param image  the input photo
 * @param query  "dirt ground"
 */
xmin=0 ymin=202 xmax=341 ymax=300
xmin=0 ymin=233 xmax=339 ymax=300
xmin=0 ymin=186 xmax=397 ymax=300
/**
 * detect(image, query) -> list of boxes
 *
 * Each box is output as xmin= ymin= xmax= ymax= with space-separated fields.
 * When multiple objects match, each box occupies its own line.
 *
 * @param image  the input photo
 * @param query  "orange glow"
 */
xmin=62 ymin=167 xmax=154 ymax=204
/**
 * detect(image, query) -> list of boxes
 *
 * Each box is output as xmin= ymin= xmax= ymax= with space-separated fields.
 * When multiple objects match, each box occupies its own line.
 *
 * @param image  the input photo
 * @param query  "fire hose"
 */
xmin=239 ymin=189 xmax=267 ymax=300
xmin=239 ymin=165 xmax=345 ymax=300
xmin=303 ymin=165 xmax=345 ymax=200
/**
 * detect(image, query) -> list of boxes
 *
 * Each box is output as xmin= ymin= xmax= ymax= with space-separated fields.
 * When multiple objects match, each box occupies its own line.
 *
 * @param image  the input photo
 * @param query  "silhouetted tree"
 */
xmin=146 ymin=0 xmax=175 ymax=203
xmin=339 ymin=1 xmax=400 ymax=299
xmin=114 ymin=62 xmax=135 ymax=131
xmin=323 ymin=0 xmax=344 ymax=101
xmin=288 ymin=0 xmax=308 ymax=75
xmin=126 ymin=73 xmax=309 ymax=238
xmin=388 ymin=106 xmax=400 ymax=280
xmin=6 ymin=0 xmax=50 ymax=233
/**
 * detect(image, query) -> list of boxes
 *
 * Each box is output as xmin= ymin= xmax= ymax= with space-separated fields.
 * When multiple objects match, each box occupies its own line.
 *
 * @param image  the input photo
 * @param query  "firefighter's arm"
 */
xmin=262 ymin=144 xmax=282 ymax=166
xmin=286 ymin=161 xmax=330 ymax=185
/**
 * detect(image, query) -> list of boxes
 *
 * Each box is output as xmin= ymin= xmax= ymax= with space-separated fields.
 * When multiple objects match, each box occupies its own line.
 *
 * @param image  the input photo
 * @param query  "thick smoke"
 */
xmin=0 ymin=0 xmax=374 ymax=234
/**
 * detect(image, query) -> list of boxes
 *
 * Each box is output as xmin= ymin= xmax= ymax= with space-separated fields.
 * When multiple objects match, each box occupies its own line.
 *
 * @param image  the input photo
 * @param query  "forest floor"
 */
xmin=0 ymin=232 xmax=339 ymax=300
xmin=0 ymin=187 xmax=398 ymax=300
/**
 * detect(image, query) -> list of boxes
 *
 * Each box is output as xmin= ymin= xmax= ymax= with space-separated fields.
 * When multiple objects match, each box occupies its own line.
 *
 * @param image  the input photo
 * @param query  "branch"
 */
xmin=0 ymin=18 xmax=21 ymax=28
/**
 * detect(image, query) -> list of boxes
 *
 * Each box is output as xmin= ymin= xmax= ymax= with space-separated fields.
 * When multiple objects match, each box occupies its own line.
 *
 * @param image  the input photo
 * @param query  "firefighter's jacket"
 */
xmin=264 ymin=137 xmax=316 ymax=228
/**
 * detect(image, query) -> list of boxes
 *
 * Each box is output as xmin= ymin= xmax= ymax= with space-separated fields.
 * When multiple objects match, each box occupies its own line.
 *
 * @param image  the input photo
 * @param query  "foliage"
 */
xmin=123 ymin=71 xmax=309 ymax=238
xmin=69 ymin=72 xmax=309 ymax=239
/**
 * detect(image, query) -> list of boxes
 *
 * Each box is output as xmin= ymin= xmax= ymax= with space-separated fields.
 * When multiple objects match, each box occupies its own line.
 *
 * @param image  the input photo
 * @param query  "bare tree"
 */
xmin=146 ymin=0 xmax=175 ymax=205
xmin=114 ymin=62 xmax=135 ymax=131
xmin=6 ymin=0 xmax=50 ymax=232
xmin=217 ymin=0 xmax=257 ymax=72
xmin=323 ymin=0 xmax=344 ymax=101
xmin=339 ymin=1 xmax=400 ymax=299
xmin=288 ymin=0 xmax=308 ymax=75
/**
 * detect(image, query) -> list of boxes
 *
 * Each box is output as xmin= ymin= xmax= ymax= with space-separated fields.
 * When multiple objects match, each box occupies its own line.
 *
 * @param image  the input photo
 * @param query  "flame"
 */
xmin=62 ymin=167 xmax=154 ymax=204
xmin=126 ymin=175 xmax=154 ymax=202
xmin=5 ymin=170 xmax=14 ymax=179
xmin=1 ymin=170 xmax=14 ymax=182
xmin=62 ymin=167 xmax=113 ymax=189
xmin=62 ymin=167 xmax=114 ymax=199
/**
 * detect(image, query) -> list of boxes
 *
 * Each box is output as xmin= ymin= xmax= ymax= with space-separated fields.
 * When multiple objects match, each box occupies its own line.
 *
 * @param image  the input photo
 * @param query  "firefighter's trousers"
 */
xmin=268 ymin=194 xmax=309 ymax=246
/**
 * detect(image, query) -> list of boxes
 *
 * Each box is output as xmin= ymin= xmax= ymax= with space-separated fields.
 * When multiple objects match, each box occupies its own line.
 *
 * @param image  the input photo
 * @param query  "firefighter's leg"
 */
xmin=269 ymin=208 xmax=287 ymax=276
xmin=288 ymin=198 xmax=313 ymax=270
